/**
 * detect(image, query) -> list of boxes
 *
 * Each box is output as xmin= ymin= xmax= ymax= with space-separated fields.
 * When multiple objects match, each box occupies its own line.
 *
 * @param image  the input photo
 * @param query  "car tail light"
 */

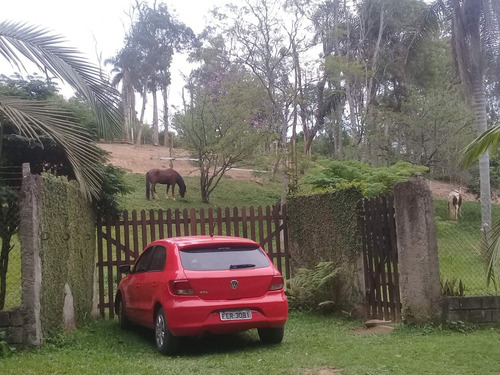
xmin=269 ymin=275 xmax=284 ymax=291
xmin=170 ymin=280 xmax=195 ymax=295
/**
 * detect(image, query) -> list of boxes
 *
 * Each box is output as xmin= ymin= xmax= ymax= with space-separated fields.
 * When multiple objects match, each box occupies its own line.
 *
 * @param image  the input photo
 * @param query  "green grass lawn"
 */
xmin=2 ymin=312 xmax=500 ymax=375
xmin=434 ymin=200 xmax=500 ymax=295
xmin=118 ymin=172 xmax=282 ymax=212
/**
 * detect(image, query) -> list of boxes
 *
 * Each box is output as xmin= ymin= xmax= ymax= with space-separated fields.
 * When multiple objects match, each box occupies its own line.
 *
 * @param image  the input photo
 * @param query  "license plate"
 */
xmin=220 ymin=309 xmax=252 ymax=321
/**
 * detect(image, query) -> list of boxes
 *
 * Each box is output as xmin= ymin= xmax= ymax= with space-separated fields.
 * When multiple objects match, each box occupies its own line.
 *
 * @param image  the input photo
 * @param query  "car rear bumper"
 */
xmin=165 ymin=292 xmax=288 ymax=336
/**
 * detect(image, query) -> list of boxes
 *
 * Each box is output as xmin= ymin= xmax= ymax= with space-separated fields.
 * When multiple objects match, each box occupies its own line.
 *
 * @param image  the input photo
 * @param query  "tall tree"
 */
xmin=125 ymin=2 xmax=194 ymax=146
xmin=433 ymin=0 xmax=500 ymax=230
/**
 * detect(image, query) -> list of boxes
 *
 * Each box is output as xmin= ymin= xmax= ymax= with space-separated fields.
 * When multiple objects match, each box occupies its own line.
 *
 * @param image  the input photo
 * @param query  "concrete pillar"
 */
xmin=19 ymin=164 xmax=43 ymax=346
xmin=394 ymin=178 xmax=441 ymax=323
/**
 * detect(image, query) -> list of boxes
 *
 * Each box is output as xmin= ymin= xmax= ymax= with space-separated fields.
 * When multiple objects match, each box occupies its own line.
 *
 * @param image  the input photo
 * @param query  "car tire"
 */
xmin=258 ymin=326 xmax=284 ymax=344
xmin=117 ymin=296 xmax=130 ymax=330
xmin=155 ymin=307 xmax=179 ymax=355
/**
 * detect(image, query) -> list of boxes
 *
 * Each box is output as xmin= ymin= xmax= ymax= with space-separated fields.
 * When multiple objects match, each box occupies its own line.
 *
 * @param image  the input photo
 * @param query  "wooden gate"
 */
xmin=96 ymin=203 xmax=289 ymax=318
xmin=358 ymin=196 xmax=401 ymax=322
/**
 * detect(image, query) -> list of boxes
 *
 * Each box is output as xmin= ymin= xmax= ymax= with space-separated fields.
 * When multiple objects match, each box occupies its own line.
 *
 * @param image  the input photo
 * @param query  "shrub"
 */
xmin=304 ymin=159 xmax=428 ymax=198
xmin=286 ymin=261 xmax=340 ymax=312
xmin=441 ymin=278 xmax=466 ymax=296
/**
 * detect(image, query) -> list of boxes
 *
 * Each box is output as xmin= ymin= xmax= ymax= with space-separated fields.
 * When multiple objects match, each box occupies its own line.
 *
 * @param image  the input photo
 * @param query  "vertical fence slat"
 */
xmin=233 ymin=207 xmax=240 ymax=237
xmin=282 ymin=204 xmax=290 ymax=280
xmin=190 ymin=208 xmax=198 ymax=235
xmin=114 ymin=217 xmax=122 ymax=285
xmin=97 ymin=215 xmax=105 ymax=317
xmin=216 ymin=208 xmax=223 ymax=235
xmin=132 ymin=210 xmax=139 ymax=259
xmin=241 ymin=207 xmax=248 ymax=238
xmin=258 ymin=206 xmax=264 ymax=248
xmin=224 ymin=207 xmax=231 ymax=236
xmin=149 ymin=209 xmax=156 ymax=242
xmin=273 ymin=203 xmax=282 ymax=274
xmin=200 ymin=208 xmax=206 ymax=235
xmin=265 ymin=205 xmax=274 ymax=261
xmin=123 ymin=211 xmax=131 ymax=266
xmin=208 ymin=208 xmax=215 ymax=235
xmin=140 ymin=210 xmax=148 ymax=251
xmin=182 ymin=209 xmax=189 ymax=235
xmin=167 ymin=209 xmax=173 ymax=238
xmin=158 ymin=209 xmax=165 ymax=239
xmin=250 ymin=206 xmax=256 ymax=242
xmin=105 ymin=216 xmax=114 ymax=319
xmin=174 ymin=209 xmax=181 ymax=236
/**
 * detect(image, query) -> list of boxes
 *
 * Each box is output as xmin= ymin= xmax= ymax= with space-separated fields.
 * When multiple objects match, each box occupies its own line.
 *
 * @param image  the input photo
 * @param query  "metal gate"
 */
xmin=358 ymin=196 xmax=401 ymax=322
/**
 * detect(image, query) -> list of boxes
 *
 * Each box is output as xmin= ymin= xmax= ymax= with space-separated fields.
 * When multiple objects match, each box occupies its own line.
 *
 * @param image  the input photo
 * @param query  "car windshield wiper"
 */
xmin=229 ymin=264 xmax=255 ymax=269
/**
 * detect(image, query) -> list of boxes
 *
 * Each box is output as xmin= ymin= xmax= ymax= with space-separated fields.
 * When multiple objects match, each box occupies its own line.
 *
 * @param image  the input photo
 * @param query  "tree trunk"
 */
xmin=152 ymin=89 xmax=159 ymax=146
xmin=162 ymin=88 xmax=169 ymax=148
xmin=135 ymin=89 xmax=148 ymax=147
xmin=472 ymin=69 xmax=491 ymax=229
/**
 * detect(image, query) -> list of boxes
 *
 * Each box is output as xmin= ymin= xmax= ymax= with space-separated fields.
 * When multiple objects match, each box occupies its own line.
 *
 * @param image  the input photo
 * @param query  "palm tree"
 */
xmin=453 ymin=0 xmax=500 ymax=287
xmin=430 ymin=0 xmax=500 ymax=230
xmin=0 ymin=21 xmax=122 ymax=199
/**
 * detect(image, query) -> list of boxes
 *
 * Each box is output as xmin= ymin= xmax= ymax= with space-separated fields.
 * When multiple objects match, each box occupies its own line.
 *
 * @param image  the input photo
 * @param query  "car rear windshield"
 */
xmin=179 ymin=246 xmax=270 ymax=271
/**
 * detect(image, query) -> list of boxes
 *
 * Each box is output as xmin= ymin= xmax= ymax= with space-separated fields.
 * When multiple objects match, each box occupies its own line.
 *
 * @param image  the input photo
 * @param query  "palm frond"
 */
xmin=484 ymin=218 xmax=500 ymax=289
xmin=0 ymin=95 xmax=104 ymax=199
xmin=461 ymin=123 xmax=500 ymax=167
xmin=405 ymin=1 xmax=444 ymax=64
xmin=0 ymin=21 xmax=123 ymax=140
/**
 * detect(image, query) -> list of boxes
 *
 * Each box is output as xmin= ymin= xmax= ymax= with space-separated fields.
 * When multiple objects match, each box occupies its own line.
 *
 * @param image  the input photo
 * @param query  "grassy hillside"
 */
xmin=117 ymin=173 xmax=282 ymax=212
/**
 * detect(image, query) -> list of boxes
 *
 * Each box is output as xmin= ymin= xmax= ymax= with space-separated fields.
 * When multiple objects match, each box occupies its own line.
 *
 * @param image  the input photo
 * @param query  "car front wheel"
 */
xmin=155 ymin=307 xmax=179 ymax=355
xmin=258 ymin=326 xmax=284 ymax=344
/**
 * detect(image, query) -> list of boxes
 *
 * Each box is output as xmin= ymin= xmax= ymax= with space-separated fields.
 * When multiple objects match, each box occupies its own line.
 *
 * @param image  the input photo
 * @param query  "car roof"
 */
xmin=156 ymin=235 xmax=260 ymax=250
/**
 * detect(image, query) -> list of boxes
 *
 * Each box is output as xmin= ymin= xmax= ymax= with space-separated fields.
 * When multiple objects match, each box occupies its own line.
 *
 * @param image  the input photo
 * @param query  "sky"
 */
xmin=2 ymin=0 xmax=229 ymax=116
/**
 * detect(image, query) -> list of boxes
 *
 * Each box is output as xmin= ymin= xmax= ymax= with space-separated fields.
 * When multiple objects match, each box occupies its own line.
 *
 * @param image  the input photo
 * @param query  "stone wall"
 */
xmin=442 ymin=296 xmax=500 ymax=324
xmin=0 ymin=308 xmax=23 ymax=346
xmin=5 ymin=164 xmax=96 ymax=347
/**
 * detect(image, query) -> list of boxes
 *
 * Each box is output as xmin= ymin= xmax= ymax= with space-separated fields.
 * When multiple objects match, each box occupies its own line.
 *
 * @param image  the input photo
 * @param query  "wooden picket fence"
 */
xmin=96 ymin=203 xmax=289 ymax=318
xmin=358 ymin=196 xmax=402 ymax=322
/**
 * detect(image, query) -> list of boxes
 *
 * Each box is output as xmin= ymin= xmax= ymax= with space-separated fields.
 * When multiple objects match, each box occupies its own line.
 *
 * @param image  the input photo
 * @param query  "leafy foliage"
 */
xmin=440 ymin=278 xmax=466 ymax=296
xmin=305 ymin=159 xmax=428 ymax=198
xmin=286 ymin=261 xmax=340 ymax=312
xmin=93 ymin=164 xmax=132 ymax=219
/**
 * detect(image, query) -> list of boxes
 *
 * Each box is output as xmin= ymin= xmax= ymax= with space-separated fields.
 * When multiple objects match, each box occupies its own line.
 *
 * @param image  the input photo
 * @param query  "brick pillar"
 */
xmin=19 ymin=163 xmax=43 ymax=346
xmin=394 ymin=177 xmax=441 ymax=323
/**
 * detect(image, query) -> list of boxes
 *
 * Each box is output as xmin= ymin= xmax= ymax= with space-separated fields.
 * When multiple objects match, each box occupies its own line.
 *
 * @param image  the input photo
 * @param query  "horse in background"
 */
xmin=448 ymin=188 xmax=462 ymax=221
xmin=146 ymin=169 xmax=186 ymax=200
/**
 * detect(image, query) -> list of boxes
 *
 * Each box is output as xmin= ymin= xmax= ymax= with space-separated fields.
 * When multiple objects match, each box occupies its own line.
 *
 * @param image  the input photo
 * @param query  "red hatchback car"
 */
xmin=115 ymin=235 xmax=288 ymax=355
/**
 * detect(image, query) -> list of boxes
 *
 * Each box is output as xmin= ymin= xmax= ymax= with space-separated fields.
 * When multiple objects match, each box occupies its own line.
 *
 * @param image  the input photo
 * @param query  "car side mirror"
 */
xmin=119 ymin=265 xmax=131 ymax=274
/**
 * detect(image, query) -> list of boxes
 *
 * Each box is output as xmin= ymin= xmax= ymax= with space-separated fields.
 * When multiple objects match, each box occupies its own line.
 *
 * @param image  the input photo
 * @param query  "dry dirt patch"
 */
xmin=98 ymin=142 xmax=254 ymax=180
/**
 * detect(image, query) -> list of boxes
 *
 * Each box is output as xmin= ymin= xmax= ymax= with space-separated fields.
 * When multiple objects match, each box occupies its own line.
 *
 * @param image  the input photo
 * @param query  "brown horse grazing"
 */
xmin=146 ymin=169 xmax=186 ymax=201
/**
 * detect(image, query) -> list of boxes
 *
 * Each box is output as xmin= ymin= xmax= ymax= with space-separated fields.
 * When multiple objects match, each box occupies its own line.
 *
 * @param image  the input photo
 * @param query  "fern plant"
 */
xmin=286 ymin=261 xmax=340 ymax=312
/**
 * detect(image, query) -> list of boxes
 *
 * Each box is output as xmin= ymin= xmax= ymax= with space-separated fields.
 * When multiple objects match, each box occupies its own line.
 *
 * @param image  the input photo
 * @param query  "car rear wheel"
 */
xmin=117 ymin=296 xmax=130 ymax=330
xmin=258 ymin=326 xmax=284 ymax=344
xmin=155 ymin=307 xmax=179 ymax=355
